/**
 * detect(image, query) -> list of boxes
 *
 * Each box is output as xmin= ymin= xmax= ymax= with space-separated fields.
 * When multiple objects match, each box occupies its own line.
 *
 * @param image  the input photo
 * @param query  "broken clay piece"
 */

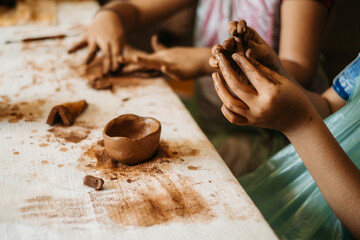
xmin=46 ymin=100 xmax=88 ymax=126
xmin=83 ymin=175 xmax=104 ymax=190
xmin=103 ymin=114 xmax=161 ymax=165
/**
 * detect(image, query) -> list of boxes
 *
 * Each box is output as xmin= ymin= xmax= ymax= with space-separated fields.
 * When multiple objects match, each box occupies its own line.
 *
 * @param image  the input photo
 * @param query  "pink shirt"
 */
xmin=194 ymin=0 xmax=335 ymax=50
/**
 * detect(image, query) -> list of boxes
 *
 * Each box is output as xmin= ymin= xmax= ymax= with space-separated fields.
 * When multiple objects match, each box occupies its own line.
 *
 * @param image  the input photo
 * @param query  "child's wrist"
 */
xmin=283 ymin=108 xmax=323 ymax=141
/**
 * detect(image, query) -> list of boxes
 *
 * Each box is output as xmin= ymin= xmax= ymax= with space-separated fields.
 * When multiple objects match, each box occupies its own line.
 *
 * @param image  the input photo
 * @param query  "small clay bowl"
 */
xmin=103 ymin=114 xmax=161 ymax=165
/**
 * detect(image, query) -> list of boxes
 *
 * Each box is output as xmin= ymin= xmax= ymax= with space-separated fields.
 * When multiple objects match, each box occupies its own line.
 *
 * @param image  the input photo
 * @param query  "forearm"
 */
xmin=101 ymin=0 xmax=195 ymax=32
xmin=279 ymin=0 xmax=328 ymax=88
xmin=279 ymin=70 xmax=332 ymax=118
xmin=284 ymin=110 xmax=360 ymax=238
xmin=280 ymin=59 xmax=317 ymax=88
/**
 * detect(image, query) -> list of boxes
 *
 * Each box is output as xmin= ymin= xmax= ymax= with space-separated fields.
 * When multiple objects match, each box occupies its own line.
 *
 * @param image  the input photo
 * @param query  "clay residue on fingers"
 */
xmin=80 ymin=45 xmax=161 ymax=90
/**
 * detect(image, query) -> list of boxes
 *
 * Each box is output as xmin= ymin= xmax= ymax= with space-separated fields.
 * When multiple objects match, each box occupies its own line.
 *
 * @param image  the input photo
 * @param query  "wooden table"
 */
xmin=0 ymin=2 xmax=277 ymax=239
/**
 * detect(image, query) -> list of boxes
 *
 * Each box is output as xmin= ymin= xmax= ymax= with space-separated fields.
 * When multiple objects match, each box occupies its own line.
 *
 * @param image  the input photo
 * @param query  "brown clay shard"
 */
xmin=46 ymin=100 xmax=88 ymax=126
xmin=83 ymin=175 xmax=104 ymax=190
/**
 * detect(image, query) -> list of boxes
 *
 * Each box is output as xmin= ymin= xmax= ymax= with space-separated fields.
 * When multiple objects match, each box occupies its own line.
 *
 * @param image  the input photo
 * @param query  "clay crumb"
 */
xmin=13 ymin=151 xmax=20 ymax=155
xmin=41 ymin=160 xmax=49 ymax=164
xmin=59 ymin=147 xmax=68 ymax=152
xmin=187 ymin=166 xmax=199 ymax=170
xmin=83 ymin=175 xmax=104 ymax=190
xmin=39 ymin=143 xmax=49 ymax=147
xmin=122 ymin=97 xmax=130 ymax=102
xmin=58 ymin=164 xmax=64 ymax=168
xmin=127 ymin=178 xmax=136 ymax=183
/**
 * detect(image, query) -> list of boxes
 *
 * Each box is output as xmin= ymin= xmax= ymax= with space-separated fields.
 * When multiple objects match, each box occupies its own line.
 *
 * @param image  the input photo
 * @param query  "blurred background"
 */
xmin=1 ymin=0 xmax=359 ymax=99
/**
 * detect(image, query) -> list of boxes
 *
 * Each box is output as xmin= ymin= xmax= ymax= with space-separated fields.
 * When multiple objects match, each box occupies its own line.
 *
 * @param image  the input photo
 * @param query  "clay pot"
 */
xmin=103 ymin=114 xmax=161 ymax=165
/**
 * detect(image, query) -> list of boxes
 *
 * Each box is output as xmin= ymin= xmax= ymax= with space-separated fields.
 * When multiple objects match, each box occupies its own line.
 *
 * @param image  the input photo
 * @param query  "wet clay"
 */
xmin=46 ymin=100 xmax=88 ymax=126
xmin=83 ymin=46 xmax=161 ymax=90
xmin=103 ymin=114 xmax=161 ymax=165
xmin=83 ymin=175 xmax=104 ymax=190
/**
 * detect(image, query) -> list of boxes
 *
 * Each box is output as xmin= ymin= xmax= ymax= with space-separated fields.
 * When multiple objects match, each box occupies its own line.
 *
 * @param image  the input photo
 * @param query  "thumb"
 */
xmin=151 ymin=35 xmax=167 ymax=52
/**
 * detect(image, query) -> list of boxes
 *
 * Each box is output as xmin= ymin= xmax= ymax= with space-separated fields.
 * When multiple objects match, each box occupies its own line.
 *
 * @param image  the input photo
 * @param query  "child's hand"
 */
xmin=210 ymin=20 xmax=287 ymax=77
xmin=68 ymin=11 xmax=126 ymax=74
xmin=213 ymin=50 xmax=316 ymax=134
xmin=121 ymin=35 xmax=212 ymax=80
xmin=229 ymin=20 xmax=283 ymax=73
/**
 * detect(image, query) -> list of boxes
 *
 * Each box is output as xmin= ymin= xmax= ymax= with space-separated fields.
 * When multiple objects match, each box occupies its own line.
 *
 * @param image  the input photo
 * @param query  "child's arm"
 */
xmin=279 ymin=0 xmax=329 ymax=88
xmin=119 ymin=35 xmax=214 ymax=80
xmin=212 ymin=52 xmax=360 ymax=238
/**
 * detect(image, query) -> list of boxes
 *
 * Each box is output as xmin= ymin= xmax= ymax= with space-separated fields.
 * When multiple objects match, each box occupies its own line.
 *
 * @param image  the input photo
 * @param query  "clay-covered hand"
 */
xmin=213 ymin=50 xmax=316 ymax=134
xmin=229 ymin=20 xmax=283 ymax=73
xmin=68 ymin=11 xmax=126 ymax=74
xmin=121 ymin=35 xmax=212 ymax=80
xmin=210 ymin=20 xmax=286 ymax=76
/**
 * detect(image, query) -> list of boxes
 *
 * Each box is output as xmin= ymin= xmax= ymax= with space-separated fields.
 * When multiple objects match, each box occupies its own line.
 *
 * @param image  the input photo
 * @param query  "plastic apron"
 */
xmin=239 ymin=54 xmax=360 ymax=239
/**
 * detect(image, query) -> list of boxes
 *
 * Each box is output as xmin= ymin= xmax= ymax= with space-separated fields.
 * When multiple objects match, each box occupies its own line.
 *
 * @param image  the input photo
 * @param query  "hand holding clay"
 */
xmin=210 ymin=20 xmax=285 ymax=76
xmin=229 ymin=20 xmax=284 ymax=73
xmin=68 ymin=10 xmax=126 ymax=74
xmin=121 ymin=35 xmax=213 ymax=80
xmin=213 ymin=50 xmax=316 ymax=134
xmin=46 ymin=100 xmax=88 ymax=126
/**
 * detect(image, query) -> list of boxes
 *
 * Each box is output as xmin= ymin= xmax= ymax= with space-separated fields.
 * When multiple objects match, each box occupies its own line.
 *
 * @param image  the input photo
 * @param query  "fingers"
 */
xmin=110 ymin=39 xmax=123 ymax=72
xmin=212 ymin=44 xmax=224 ymax=55
xmin=221 ymin=105 xmax=248 ymax=125
xmin=232 ymin=52 xmax=269 ymax=90
xmin=121 ymin=63 xmax=145 ymax=73
xmin=228 ymin=20 xmax=247 ymax=36
xmin=215 ymin=52 xmax=257 ymax=96
xmin=237 ymin=20 xmax=247 ymax=35
xmin=68 ymin=39 xmax=87 ymax=54
xmin=151 ymin=35 xmax=167 ymax=52
xmin=102 ymin=43 xmax=112 ymax=74
xmin=223 ymin=37 xmax=236 ymax=52
xmin=245 ymin=48 xmax=261 ymax=66
xmin=132 ymin=56 xmax=164 ymax=70
xmin=121 ymin=55 xmax=163 ymax=73
xmin=212 ymin=72 xmax=248 ymax=113
xmin=244 ymin=26 xmax=263 ymax=44
xmin=85 ymin=42 xmax=98 ymax=65
xmin=234 ymin=36 xmax=245 ymax=53
xmin=209 ymin=56 xmax=218 ymax=68
xmin=160 ymin=65 xmax=181 ymax=81
xmin=245 ymin=49 xmax=281 ymax=85
xmin=228 ymin=21 xmax=238 ymax=36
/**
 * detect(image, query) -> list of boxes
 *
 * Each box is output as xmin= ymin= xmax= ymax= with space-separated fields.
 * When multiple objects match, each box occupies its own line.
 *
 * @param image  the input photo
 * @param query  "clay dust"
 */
xmin=0 ymin=96 xmax=45 ymax=123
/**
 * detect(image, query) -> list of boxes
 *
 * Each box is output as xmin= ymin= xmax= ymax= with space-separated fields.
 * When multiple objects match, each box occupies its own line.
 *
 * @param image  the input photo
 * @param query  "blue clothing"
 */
xmin=333 ymin=54 xmax=360 ymax=101
xmin=239 ymin=54 xmax=360 ymax=239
